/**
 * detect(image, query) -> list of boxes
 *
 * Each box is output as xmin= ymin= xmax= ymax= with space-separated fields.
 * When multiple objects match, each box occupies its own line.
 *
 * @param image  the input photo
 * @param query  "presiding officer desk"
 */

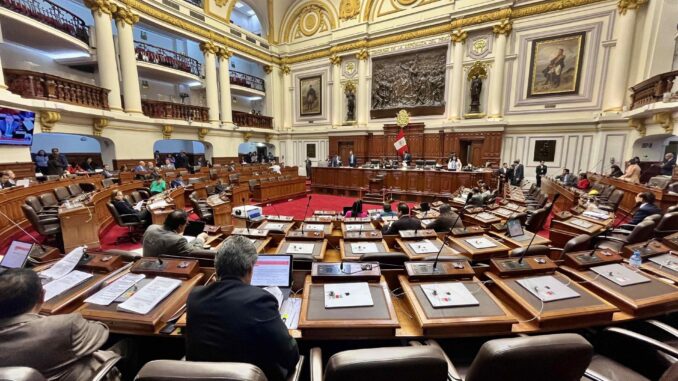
xmin=588 ymin=172 xmax=678 ymax=213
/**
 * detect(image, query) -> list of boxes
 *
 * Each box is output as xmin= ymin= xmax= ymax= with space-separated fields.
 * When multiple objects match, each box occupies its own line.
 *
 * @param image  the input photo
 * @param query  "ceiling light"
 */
xmin=235 ymin=2 xmax=244 ymax=8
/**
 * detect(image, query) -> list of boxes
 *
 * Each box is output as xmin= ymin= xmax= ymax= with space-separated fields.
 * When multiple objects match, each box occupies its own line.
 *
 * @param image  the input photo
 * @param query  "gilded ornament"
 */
xmin=628 ymin=119 xmax=645 ymax=137
xmin=617 ymin=0 xmax=648 ymax=15
xmin=395 ymin=109 xmax=410 ymax=128
xmin=265 ymin=134 xmax=273 ymax=143
xmin=329 ymin=54 xmax=342 ymax=65
xmin=198 ymin=128 xmax=209 ymax=140
xmin=39 ymin=111 xmax=60 ymax=133
xmin=243 ymin=132 xmax=253 ymax=142
xmin=450 ymin=29 xmax=467 ymax=43
xmin=343 ymin=80 xmax=357 ymax=93
xmin=339 ymin=0 xmax=361 ymax=20
xmin=112 ymin=6 xmax=139 ymax=25
xmin=263 ymin=65 xmax=273 ymax=74
xmin=653 ymin=112 xmax=674 ymax=133
xmin=281 ymin=65 xmax=291 ymax=75
xmin=92 ymin=118 xmax=108 ymax=137
xmin=466 ymin=61 xmax=488 ymax=81
xmin=199 ymin=41 xmax=218 ymax=55
xmin=215 ymin=0 xmax=227 ymax=6
xmin=355 ymin=48 xmax=369 ymax=60
xmin=492 ymin=19 xmax=512 ymax=36
xmin=216 ymin=47 xmax=233 ymax=59
xmin=471 ymin=38 xmax=488 ymax=56
xmin=162 ymin=125 xmax=173 ymax=139
xmin=84 ymin=0 xmax=117 ymax=16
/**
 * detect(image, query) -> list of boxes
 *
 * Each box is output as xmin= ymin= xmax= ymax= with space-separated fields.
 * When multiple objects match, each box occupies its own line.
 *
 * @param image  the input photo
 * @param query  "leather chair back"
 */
xmin=643 ymin=214 xmax=661 ymax=225
xmin=324 ymin=346 xmax=447 ymax=381
xmin=667 ymin=205 xmax=678 ymax=213
xmin=124 ymin=195 xmax=135 ymax=205
xmin=135 ymin=360 xmax=267 ymax=381
xmin=562 ymin=234 xmax=592 ymax=255
xmin=21 ymin=205 xmax=59 ymax=236
xmin=525 ymin=208 xmax=548 ymax=233
xmin=107 ymin=202 xmax=134 ymax=227
xmin=137 ymin=189 xmax=150 ymax=200
xmin=38 ymin=193 xmax=59 ymax=208
xmin=54 ymin=187 xmax=71 ymax=202
xmin=669 ymin=183 xmax=678 ymax=193
xmin=360 ymin=252 xmax=409 ymax=267
xmin=655 ymin=212 xmax=678 ymax=237
xmin=508 ymin=244 xmax=550 ymax=258
xmin=229 ymin=174 xmax=240 ymax=184
xmin=600 ymin=185 xmax=615 ymax=199
xmin=606 ymin=190 xmax=624 ymax=209
xmin=465 ymin=334 xmax=593 ymax=381
xmin=626 ymin=220 xmax=656 ymax=244
xmin=0 ymin=367 xmax=46 ymax=381
xmin=25 ymin=196 xmax=45 ymax=214
xmin=131 ymin=191 xmax=143 ymax=203
xmin=102 ymin=178 xmax=114 ymax=188
xmin=647 ymin=176 xmax=671 ymax=190
xmin=67 ymin=184 xmax=83 ymax=196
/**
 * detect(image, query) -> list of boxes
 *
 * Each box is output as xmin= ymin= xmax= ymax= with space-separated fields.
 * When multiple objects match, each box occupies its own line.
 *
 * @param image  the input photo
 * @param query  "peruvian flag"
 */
xmin=394 ymin=129 xmax=408 ymax=155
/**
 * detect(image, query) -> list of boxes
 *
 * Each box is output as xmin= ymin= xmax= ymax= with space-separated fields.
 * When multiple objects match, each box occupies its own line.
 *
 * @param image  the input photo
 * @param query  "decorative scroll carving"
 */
xmin=198 ymin=127 xmax=209 ymax=141
xmin=329 ymin=54 xmax=342 ymax=65
xmin=653 ymin=112 xmax=674 ymax=133
xmin=370 ymin=46 xmax=446 ymax=116
xmin=263 ymin=65 xmax=273 ymax=74
xmin=628 ymin=119 xmax=645 ymax=137
xmin=339 ymin=0 xmax=361 ymax=20
xmin=283 ymin=2 xmax=337 ymax=43
xmin=618 ymin=0 xmax=648 ymax=15
xmin=162 ymin=125 xmax=173 ymax=139
xmin=112 ymin=6 xmax=138 ymax=25
xmin=92 ymin=118 xmax=108 ymax=136
xmin=199 ymin=41 xmax=218 ymax=55
xmin=39 ymin=111 xmax=60 ymax=133
xmin=450 ymin=29 xmax=467 ymax=44
xmin=83 ymin=0 xmax=117 ymax=16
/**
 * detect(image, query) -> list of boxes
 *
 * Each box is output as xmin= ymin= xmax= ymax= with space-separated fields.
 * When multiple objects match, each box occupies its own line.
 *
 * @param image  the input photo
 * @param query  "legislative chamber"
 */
xmin=0 ymin=0 xmax=677 ymax=380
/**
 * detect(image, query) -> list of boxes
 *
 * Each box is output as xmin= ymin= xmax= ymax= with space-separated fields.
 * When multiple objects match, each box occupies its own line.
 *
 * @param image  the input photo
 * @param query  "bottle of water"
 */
xmin=629 ymin=249 xmax=642 ymax=269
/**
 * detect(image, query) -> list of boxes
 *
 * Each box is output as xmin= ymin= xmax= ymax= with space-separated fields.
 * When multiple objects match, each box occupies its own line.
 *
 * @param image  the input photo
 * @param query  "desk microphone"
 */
xmin=302 ymin=194 xmax=312 ymax=221
xmin=451 ymin=193 xmax=473 ymax=233
xmin=268 ymin=202 xmax=284 ymax=222
xmin=431 ymin=239 xmax=446 ymax=273
xmin=242 ymin=197 xmax=250 ymax=234
xmin=518 ymin=225 xmax=540 ymax=264
xmin=0 ymin=209 xmax=48 ymax=254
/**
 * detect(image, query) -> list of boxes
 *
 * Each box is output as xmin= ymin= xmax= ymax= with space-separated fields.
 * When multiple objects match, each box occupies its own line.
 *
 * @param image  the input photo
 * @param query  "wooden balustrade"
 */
xmin=4 ymin=69 xmax=110 ymax=110
xmin=232 ymin=110 xmax=273 ymax=129
xmin=0 ymin=0 xmax=89 ymax=44
xmin=141 ymin=99 xmax=209 ymax=121
xmin=630 ymin=70 xmax=678 ymax=110
xmin=230 ymin=70 xmax=265 ymax=92
xmin=135 ymin=41 xmax=201 ymax=77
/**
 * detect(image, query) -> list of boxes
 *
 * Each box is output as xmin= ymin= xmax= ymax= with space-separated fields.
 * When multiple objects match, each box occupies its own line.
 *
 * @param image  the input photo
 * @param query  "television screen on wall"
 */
xmin=0 ymin=108 xmax=35 ymax=146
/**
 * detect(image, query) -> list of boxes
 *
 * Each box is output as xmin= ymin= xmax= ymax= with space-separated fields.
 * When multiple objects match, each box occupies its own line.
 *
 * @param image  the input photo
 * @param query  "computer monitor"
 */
xmin=506 ymin=218 xmax=524 ymax=238
xmin=247 ymin=208 xmax=262 ymax=219
xmin=0 ymin=241 xmax=33 ymax=270
xmin=250 ymin=255 xmax=293 ymax=288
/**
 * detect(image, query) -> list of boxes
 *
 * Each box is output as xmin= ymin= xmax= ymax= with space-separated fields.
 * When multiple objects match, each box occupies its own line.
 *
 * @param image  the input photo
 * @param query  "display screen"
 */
xmin=0 ymin=108 xmax=35 ymax=146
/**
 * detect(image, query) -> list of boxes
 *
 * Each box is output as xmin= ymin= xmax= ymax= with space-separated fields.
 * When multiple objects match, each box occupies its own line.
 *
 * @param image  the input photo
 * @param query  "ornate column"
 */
xmin=264 ymin=65 xmax=283 ymax=130
xmin=84 ymin=0 xmax=122 ymax=110
xmin=603 ymin=0 xmax=647 ymax=112
xmin=113 ymin=7 xmax=142 ymax=114
xmin=282 ymin=65 xmax=292 ymax=129
xmin=217 ymin=47 xmax=233 ymax=124
xmin=487 ymin=19 xmax=511 ymax=119
xmin=200 ymin=41 xmax=220 ymax=123
xmin=330 ymin=55 xmax=343 ymax=127
xmin=447 ymin=29 xmax=467 ymax=120
xmin=356 ymin=48 xmax=369 ymax=126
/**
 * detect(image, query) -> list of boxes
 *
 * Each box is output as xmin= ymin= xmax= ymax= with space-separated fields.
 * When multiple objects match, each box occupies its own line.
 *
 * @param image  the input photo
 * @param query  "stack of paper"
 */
xmin=570 ymin=219 xmax=593 ymax=228
xmin=287 ymin=243 xmax=315 ymax=254
xmin=84 ymin=274 xmax=146 ymax=306
xmin=583 ymin=210 xmax=609 ymax=220
xmin=517 ymin=275 xmax=580 ymax=302
xmin=118 ymin=277 xmax=182 ymax=315
xmin=43 ymin=270 xmax=93 ymax=301
xmin=324 ymin=282 xmax=374 ymax=308
xmin=39 ymin=247 xmax=85 ymax=282
xmin=421 ymin=283 xmax=480 ymax=308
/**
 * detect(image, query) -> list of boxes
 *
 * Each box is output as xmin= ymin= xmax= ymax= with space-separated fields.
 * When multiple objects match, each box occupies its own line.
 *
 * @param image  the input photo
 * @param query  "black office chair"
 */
xmin=67 ymin=183 xmax=83 ymax=196
xmin=37 ymin=193 xmax=60 ymax=209
xmin=525 ymin=207 xmax=549 ymax=234
xmin=189 ymin=192 xmax=214 ymax=224
xmin=598 ymin=190 xmax=624 ymax=213
xmin=655 ymin=212 xmax=678 ymax=238
xmin=136 ymin=358 xmax=303 ymax=381
xmin=24 ymin=196 xmax=58 ymax=219
xmin=53 ymin=186 xmax=71 ymax=202
xmin=550 ymin=234 xmax=593 ymax=260
xmin=0 ymin=367 xmax=45 ymax=381
xmin=596 ymin=220 xmax=656 ymax=252
xmin=106 ymin=202 xmax=145 ymax=244
xmin=21 ymin=204 xmax=62 ymax=250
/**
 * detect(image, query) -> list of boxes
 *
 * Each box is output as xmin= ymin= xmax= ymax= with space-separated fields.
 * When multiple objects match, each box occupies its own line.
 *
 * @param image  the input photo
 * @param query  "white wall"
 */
xmin=154 ymin=139 xmax=206 ymax=154
xmin=31 ymin=133 xmax=100 ymax=153
xmin=632 ymin=134 xmax=678 ymax=162
xmin=0 ymin=44 xmax=96 ymax=85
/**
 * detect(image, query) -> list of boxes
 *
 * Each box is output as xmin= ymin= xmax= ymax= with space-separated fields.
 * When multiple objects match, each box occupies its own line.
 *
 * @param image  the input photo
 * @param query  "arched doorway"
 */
xmin=238 ymin=142 xmax=275 ymax=163
xmin=153 ymin=139 xmax=213 ymax=167
xmin=230 ymin=1 xmax=263 ymax=37
xmin=31 ymin=132 xmax=115 ymax=169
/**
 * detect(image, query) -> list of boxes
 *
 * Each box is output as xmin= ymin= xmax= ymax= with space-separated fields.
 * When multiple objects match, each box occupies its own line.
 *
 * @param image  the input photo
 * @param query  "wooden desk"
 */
xmin=640 ymin=252 xmax=678 ymax=283
xmin=251 ymin=177 xmax=307 ymax=203
xmin=340 ymin=239 xmax=389 ymax=261
xmin=59 ymin=204 xmax=101 ymax=252
xmin=540 ymin=177 xmax=579 ymax=212
xmin=276 ymin=239 xmax=327 ymax=260
xmin=399 ymin=275 xmax=516 ymax=336
xmin=448 ymin=235 xmax=511 ymax=262
xmin=206 ymin=195 xmax=232 ymax=226
xmin=549 ymin=217 xmax=606 ymax=248
xmin=258 ymin=221 xmax=294 ymax=234
xmin=588 ymin=173 xmax=678 ymax=213
xmin=397 ymin=238 xmax=460 ymax=260
xmin=150 ymin=209 xmax=173 ymax=225
xmin=489 ymin=230 xmax=551 ymax=248
xmin=341 ymin=222 xmax=377 ymax=235
xmin=663 ymin=232 xmax=678 ymax=251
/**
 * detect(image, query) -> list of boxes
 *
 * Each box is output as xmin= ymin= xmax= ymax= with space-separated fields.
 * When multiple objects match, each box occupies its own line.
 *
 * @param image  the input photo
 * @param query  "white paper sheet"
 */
xmin=465 ymin=237 xmax=497 ymax=249
xmin=345 ymin=224 xmax=367 ymax=231
xmin=39 ymin=247 xmax=85 ymax=281
xmin=117 ymin=276 xmax=182 ymax=315
xmin=133 ymin=201 xmax=144 ymax=211
xmin=409 ymin=239 xmax=439 ymax=254
xmin=287 ymin=243 xmax=315 ymax=254
xmin=591 ymin=264 xmax=651 ymax=286
xmin=303 ymin=224 xmax=325 ymax=231
xmin=148 ymin=200 xmax=169 ymax=210
xmin=350 ymin=242 xmax=379 ymax=254
xmin=582 ymin=211 xmax=609 ymax=220
xmin=324 ymin=282 xmax=374 ymax=308
xmin=517 ymin=275 xmax=581 ymax=302
xmin=476 ymin=212 xmax=497 ymax=221
xmin=648 ymin=254 xmax=678 ymax=272
xmin=43 ymin=270 xmax=92 ymax=302
xmin=84 ymin=273 xmax=146 ymax=306
xmin=263 ymin=223 xmax=286 ymax=231
xmin=421 ymin=283 xmax=480 ymax=308
xmin=569 ymin=219 xmax=593 ymax=228
xmin=280 ymin=298 xmax=302 ymax=329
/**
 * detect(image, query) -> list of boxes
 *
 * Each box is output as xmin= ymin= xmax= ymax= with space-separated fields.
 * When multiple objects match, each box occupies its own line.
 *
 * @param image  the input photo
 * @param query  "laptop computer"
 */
xmin=506 ymin=218 xmax=527 ymax=239
xmin=251 ymin=255 xmax=293 ymax=302
xmin=0 ymin=241 xmax=33 ymax=274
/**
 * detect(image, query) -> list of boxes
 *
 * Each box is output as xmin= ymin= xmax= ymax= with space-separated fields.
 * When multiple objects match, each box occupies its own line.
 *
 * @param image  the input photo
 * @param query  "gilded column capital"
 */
xmin=281 ymin=65 xmax=291 ymax=75
xmin=162 ymin=125 xmax=173 ymax=140
xmin=92 ymin=118 xmax=108 ymax=137
xmin=355 ymin=48 xmax=369 ymax=61
xmin=263 ymin=65 xmax=273 ymax=74
xmin=492 ymin=19 xmax=512 ymax=36
xmin=199 ymin=41 xmax=218 ymax=55
xmin=112 ymin=6 xmax=139 ymax=25
xmin=450 ymin=29 xmax=468 ymax=44
xmin=628 ymin=118 xmax=645 ymax=137
xmin=618 ymin=0 xmax=648 ymax=15
xmin=265 ymin=134 xmax=273 ymax=143
xmin=653 ymin=112 xmax=673 ymax=133
xmin=39 ymin=111 xmax=60 ymax=133
xmin=243 ymin=132 xmax=253 ymax=142
xmin=83 ymin=0 xmax=117 ymax=16
xmin=198 ymin=128 xmax=209 ymax=141
xmin=216 ymin=47 xmax=233 ymax=60
xmin=329 ymin=54 xmax=342 ymax=66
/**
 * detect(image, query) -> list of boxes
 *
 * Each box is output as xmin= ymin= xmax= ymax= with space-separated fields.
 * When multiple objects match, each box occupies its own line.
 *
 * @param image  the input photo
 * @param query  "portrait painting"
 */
xmin=299 ymin=76 xmax=322 ymax=116
xmin=533 ymin=140 xmax=557 ymax=162
xmin=527 ymin=32 xmax=586 ymax=98
xmin=306 ymin=143 xmax=316 ymax=158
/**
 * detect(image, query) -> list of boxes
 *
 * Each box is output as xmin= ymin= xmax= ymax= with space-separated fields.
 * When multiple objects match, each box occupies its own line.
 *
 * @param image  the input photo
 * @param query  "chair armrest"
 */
xmin=604 ymin=327 xmax=678 ymax=358
xmin=609 ymin=229 xmax=631 ymax=235
xmin=91 ymin=354 xmax=121 ymax=381
xmin=310 ymin=347 xmax=323 ymax=381
xmin=424 ymin=339 xmax=462 ymax=381
xmin=646 ymin=320 xmax=678 ymax=338
xmin=286 ymin=355 xmax=304 ymax=381
xmin=599 ymin=236 xmax=628 ymax=244
xmin=37 ymin=217 xmax=60 ymax=224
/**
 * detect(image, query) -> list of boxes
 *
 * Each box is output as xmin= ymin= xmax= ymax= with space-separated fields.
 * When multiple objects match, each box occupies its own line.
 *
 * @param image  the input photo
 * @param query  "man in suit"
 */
xmin=186 ymin=236 xmax=300 ymax=381
xmin=142 ymin=210 xmax=209 ymax=257
xmin=660 ymin=153 xmax=676 ymax=176
xmin=535 ymin=161 xmax=547 ymax=187
xmin=403 ymin=151 xmax=412 ymax=166
xmin=348 ymin=150 xmax=357 ymax=167
xmin=51 ymin=148 xmax=69 ymax=169
xmin=170 ymin=174 xmax=185 ymax=188
xmin=498 ymin=163 xmax=511 ymax=183
xmin=382 ymin=203 xmax=421 ymax=234
xmin=426 ymin=204 xmax=464 ymax=233
xmin=468 ymin=187 xmax=485 ymax=207
xmin=556 ymin=168 xmax=575 ymax=186
xmin=512 ymin=160 xmax=524 ymax=186
xmin=305 ymin=158 xmax=312 ymax=179
xmin=0 ymin=269 xmax=123 ymax=381
xmin=628 ymin=192 xmax=662 ymax=225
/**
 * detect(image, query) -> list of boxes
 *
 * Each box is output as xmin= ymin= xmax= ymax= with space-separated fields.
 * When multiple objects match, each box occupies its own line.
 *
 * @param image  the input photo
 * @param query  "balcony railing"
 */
xmin=233 ymin=110 xmax=273 ymax=129
xmin=4 ymin=69 xmax=109 ymax=109
xmin=630 ymin=70 xmax=678 ymax=110
xmin=0 ymin=0 xmax=89 ymax=44
xmin=135 ymin=41 xmax=202 ymax=77
xmin=230 ymin=70 xmax=265 ymax=92
xmin=142 ymin=99 xmax=209 ymax=122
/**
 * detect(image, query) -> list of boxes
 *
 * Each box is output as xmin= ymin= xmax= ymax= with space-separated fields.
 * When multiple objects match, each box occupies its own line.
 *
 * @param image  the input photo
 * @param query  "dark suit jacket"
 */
xmin=382 ymin=215 xmax=422 ymax=234
xmin=629 ymin=203 xmax=662 ymax=225
xmin=536 ymin=165 xmax=547 ymax=177
xmin=403 ymin=153 xmax=412 ymax=164
xmin=186 ymin=277 xmax=299 ymax=381
xmin=46 ymin=158 xmax=65 ymax=176
xmin=0 ymin=313 xmax=117 ymax=381
xmin=514 ymin=164 xmax=524 ymax=181
xmin=661 ymin=158 xmax=676 ymax=176
xmin=427 ymin=213 xmax=464 ymax=233
xmin=142 ymin=224 xmax=206 ymax=257
xmin=349 ymin=155 xmax=356 ymax=167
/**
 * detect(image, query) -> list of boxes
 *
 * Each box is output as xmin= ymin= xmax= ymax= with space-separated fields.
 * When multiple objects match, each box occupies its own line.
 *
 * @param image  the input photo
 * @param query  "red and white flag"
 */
xmin=394 ymin=129 xmax=408 ymax=155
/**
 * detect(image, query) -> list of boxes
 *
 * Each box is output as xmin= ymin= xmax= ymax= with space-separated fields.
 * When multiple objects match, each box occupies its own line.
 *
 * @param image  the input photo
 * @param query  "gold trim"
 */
xmin=628 ymin=118 xmax=645 ymax=136
xmin=618 ymin=0 xmax=648 ymax=15
xmin=492 ymin=19 xmax=512 ymax=36
xmin=84 ymin=0 xmax=117 ymax=16
xmin=339 ymin=0 xmax=361 ymax=20
xmin=243 ymin=131 xmax=253 ymax=141
xmin=653 ymin=112 xmax=673 ymax=133
xmin=263 ymin=65 xmax=273 ymax=74
xmin=198 ymin=127 xmax=209 ymax=140
xmin=282 ymin=65 xmax=291 ymax=75
xmin=162 ymin=125 xmax=173 ymax=139
xmin=355 ymin=48 xmax=369 ymax=60
xmin=92 ymin=118 xmax=108 ymax=136
xmin=216 ymin=46 xmax=233 ymax=59
xmin=282 ymin=1 xmax=338 ymax=43
xmin=112 ymin=6 xmax=138 ymax=25
xmin=329 ymin=54 xmax=342 ymax=65
xmin=268 ymin=0 xmax=276 ymax=43
xmin=450 ymin=29 xmax=467 ymax=43
xmin=39 ymin=111 xmax=60 ymax=133
xmin=200 ymin=40 xmax=218 ymax=55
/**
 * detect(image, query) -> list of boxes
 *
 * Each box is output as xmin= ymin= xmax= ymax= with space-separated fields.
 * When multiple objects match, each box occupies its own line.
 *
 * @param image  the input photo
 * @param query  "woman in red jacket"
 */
xmin=576 ymin=172 xmax=590 ymax=190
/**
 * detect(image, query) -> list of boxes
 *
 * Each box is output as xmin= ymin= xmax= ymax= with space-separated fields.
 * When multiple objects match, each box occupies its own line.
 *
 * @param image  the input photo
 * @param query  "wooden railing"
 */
xmin=141 ymin=99 xmax=209 ymax=121
xmin=4 ymin=69 xmax=109 ymax=110
xmin=0 ymin=0 xmax=89 ymax=44
xmin=230 ymin=70 xmax=265 ymax=92
xmin=630 ymin=70 xmax=678 ymax=110
xmin=135 ymin=41 xmax=202 ymax=77
xmin=232 ymin=110 xmax=273 ymax=129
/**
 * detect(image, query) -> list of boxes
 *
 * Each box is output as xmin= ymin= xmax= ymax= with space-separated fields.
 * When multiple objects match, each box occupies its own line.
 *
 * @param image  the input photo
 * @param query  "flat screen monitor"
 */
xmin=251 ymin=255 xmax=293 ymax=287
xmin=0 ymin=108 xmax=35 ymax=146
xmin=1 ymin=241 xmax=33 ymax=269
xmin=506 ymin=218 xmax=524 ymax=238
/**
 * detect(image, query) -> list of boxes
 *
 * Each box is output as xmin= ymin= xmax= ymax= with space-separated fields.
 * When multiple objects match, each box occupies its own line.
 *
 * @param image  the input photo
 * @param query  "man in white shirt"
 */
xmin=270 ymin=161 xmax=281 ymax=174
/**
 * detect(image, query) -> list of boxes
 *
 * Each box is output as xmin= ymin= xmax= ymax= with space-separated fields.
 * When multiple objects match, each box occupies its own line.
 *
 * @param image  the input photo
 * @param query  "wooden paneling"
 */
xmin=213 ymin=157 xmax=240 ymax=165
xmin=0 ymin=162 xmax=36 ymax=179
xmin=113 ymin=159 xmax=154 ymax=170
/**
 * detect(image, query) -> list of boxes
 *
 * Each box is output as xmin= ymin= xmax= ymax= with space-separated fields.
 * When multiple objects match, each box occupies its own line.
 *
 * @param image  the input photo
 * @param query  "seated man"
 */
xmin=0 ymin=269 xmax=122 ymax=381
xmin=170 ymin=174 xmax=185 ymax=188
xmin=111 ymin=189 xmax=150 ymax=227
xmin=270 ymin=161 xmax=281 ymax=174
xmin=0 ymin=171 xmax=14 ymax=189
xmin=628 ymin=192 xmax=662 ymax=225
xmin=468 ymin=187 xmax=485 ymax=207
xmin=142 ymin=210 xmax=209 ymax=257
xmin=556 ymin=168 xmax=576 ymax=186
xmin=427 ymin=204 xmax=464 ymax=232
xmin=186 ymin=236 xmax=300 ymax=381
xmin=379 ymin=202 xmax=397 ymax=218
xmin=133 ymin=161 xmax=146 ymax=173
xmin=382 ymin=203 xmax=422 ymax=235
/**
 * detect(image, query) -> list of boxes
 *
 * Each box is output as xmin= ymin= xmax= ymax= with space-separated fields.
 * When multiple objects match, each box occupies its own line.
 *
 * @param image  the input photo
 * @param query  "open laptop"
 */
xmin=0 ymin=241 xmax=33 ymax=274
xmin=251 ymin=255 xmax=293 ymax=303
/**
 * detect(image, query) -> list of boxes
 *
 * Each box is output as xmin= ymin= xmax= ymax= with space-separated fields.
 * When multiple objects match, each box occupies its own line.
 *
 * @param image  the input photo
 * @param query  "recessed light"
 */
xmin=235 ymin=2 xmax=244 ymax=8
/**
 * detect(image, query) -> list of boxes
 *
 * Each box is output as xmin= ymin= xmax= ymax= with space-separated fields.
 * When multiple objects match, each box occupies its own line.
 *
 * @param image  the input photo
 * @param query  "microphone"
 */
xmin=302 ymin=195 xmax=312 ymax=220
xmin=451 ymin=193 xmax=473 ymax=232
xmin=267 ymin=202 xmax=284 ymax=221
xmin=242 ymin=197 xmax=250 ymax=234
xmin=431 ymin=239 xmax=446 ymax=273
xmin=0 ymin=209 xmax=47 ymax=254
xmin=517 ymin=226 xmax=540 ymax=264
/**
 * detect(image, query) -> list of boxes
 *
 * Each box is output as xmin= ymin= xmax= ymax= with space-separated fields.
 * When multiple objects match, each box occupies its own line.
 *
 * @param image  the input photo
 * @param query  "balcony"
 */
xmin=135 ymin=41 xmax=202 ymax=82
xmin=4 ymin=69 xmax=109 ymax=110
xmin=142 ymin=99 xmax=209 ymax=122
xmin=630 ymin=70 xmax=678 ymax=110
xmin=230 ymin=71 xmax=265 ymax=92
xmin=233 ymin=110 xmax=273 ymax=129
xmin=0 ymin=0 xmax=88 ymax=44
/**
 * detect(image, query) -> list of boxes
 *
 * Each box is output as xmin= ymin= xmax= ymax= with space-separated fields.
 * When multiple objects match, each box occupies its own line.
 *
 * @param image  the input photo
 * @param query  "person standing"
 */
xmin=46 ymin=152 xmax=65 ymax=176
xmin=535 ymin=161 xmax=547 ymax=188
xmin=403 ymin=150 xmax=412 ymax=166
xmin=512 ymin=160 xmax=524 ymax=186
xmin=348 ymin=150 xmax=357 ymax=168
xmin=34 ymin=150 xmax=49 ymax=174
xmin=305 ymin=158 xmax=312 ymax=179
xmin=447 ymin=154 xmax=462 ymax=171
xmin=659 ymin=153 xmax=676 ymax=176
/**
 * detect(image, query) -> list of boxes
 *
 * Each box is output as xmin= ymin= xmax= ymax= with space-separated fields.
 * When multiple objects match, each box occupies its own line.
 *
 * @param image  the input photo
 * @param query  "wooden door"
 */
xmin=471 ymin=141 xmax=483 ymax=166
xmin=338 ymin=142 xmax=354 ymax=165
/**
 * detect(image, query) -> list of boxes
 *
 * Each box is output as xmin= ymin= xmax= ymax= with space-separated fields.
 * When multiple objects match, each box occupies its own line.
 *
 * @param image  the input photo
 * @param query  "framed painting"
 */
xmin=299 ymin=76 xmax=322 ymax=116
xmin=533 ymin=140 xmax=557 ymax=162
xmin=306 ymin=143 xmax=316 ymax=158
xmin=527 ymin=32 xmax=586 ymax=98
